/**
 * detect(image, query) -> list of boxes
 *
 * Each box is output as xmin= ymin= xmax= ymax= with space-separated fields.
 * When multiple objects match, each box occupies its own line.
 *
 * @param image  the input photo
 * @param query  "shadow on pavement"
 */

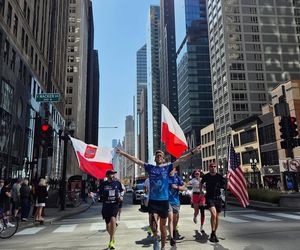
xmin=135 ymin=234 xmax=153 ymax=248
xmin=243 ymin=244 xmax=264 ymax=250
xmin=194 ymin=229 xmax=209 ymax=243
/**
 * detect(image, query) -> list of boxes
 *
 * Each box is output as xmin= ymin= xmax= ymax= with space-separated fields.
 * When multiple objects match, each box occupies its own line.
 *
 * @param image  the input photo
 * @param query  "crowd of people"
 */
xmin=0 ymin=177 xmax=49 ymax=225
xmin=96 ymin=147 xmax=226 ymax=250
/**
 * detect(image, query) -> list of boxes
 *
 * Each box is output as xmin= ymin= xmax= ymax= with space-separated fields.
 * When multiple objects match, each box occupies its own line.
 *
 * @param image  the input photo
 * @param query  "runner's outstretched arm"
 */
xmin=173 ymin=145 xmax=201 ymax=167
xmin=116 ymin=148 xmax=144 ymax=167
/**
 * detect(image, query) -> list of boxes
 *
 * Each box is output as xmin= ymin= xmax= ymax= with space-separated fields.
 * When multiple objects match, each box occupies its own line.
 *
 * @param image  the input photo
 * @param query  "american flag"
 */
xmin=227 ymin=142 xmax=249 ymax=208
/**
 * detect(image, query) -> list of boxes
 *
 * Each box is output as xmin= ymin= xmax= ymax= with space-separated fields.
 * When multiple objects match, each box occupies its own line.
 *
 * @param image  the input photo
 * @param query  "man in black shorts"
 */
xmin=117 ymin=146 xmax=200 ymax=250
xmin=99 ymin=170 xmax=124 ymax=249
xmin=200 ymin=162 xmax=226 ymax=243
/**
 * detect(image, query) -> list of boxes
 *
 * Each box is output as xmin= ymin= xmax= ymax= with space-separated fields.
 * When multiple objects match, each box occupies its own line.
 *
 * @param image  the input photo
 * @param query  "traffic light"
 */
xmin=40 ymin=123 xmax=53 ymax=148
xmin=279 ymin=116 xmax=291 ymax=140
xmin=289 ymin=116 xmax=298 ymax=138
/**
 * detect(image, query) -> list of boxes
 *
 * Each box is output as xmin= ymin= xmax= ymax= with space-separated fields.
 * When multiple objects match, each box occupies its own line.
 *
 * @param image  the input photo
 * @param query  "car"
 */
xmin=132 ymin=183 xmax=145 ymax=204
xmin=125 ymin=185 xmax=133 ymax=193
xmin=179 ymin=185 xmax=193 ymax=204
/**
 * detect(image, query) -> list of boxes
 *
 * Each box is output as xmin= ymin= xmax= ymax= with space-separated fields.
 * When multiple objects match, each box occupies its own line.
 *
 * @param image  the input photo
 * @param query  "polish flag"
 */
xmin=161 ymin=104 xmax=188 ymax=158
xmin=70 ymin=137 xmax=114 ymax=179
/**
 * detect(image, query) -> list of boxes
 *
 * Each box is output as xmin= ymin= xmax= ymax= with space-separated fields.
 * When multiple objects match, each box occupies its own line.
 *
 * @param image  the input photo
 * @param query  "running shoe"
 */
xmin=109 ymin=239 xmax=116 ymax=249
xmin=7 ymin=222 xmax=15 ymax=228
xmin=209 ymin=234 xmax=219 ymax=243
xmin=193 ymin=216 xmax=197 ymax=224
xmin=170 ymin=237 xmax=176 ymax=246
xmin=153 ymin=236 xmax=160 ymax=250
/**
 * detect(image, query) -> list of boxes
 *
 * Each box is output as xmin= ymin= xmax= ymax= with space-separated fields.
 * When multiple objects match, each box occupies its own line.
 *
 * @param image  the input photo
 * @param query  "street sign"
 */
xmin=36 ymin=93 xmax=60 ymax=102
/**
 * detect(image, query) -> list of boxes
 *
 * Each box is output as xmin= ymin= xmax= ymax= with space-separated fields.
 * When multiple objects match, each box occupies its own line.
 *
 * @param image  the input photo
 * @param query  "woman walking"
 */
xmin=189 ymin=169 xmax=206 ymax=232
xmin=34 ymin=178 xmax=48 ymax=224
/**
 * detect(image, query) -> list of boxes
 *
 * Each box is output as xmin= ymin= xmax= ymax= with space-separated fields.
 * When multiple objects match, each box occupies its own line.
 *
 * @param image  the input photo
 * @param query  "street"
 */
xmin=1 ymin=193 xmax=300 ymax=250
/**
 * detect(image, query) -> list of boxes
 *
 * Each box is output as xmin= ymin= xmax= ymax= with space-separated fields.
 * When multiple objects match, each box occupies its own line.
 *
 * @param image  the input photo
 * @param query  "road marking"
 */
xmin=52 ymin=224 xmax=77 ymax=233
xmin=90 ymin=222 xmax=106 ymax=231
xmin=124 ymin=220 xmax=148 ymax=229
xmin=220 ymin=216 xmax=249 ymax=223
xmin=16 ymin=227 xmax=46 ymax=235
xmin=269 ymin=213 xmax=300 ymax=220
xmin=242 ymin=214 xmax=281 ymax=222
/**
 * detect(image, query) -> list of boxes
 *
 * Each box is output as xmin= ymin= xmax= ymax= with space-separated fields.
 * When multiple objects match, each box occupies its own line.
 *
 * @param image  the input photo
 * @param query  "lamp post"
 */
xmin=250 ymin=158 xmax=258 ymax=189
xmin=59 ymin=122 xmax=75 ymax=211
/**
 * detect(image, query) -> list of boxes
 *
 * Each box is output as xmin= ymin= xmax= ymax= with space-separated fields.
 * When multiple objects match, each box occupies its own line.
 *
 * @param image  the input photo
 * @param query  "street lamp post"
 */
xmin=59 ymin=122 xmax=75 ymax=211
xmin=250 ymin=158 xmax=258 ymax=189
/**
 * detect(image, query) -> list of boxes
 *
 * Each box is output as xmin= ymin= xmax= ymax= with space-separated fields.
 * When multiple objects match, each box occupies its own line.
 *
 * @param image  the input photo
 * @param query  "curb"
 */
xmin=18 ymin=202 xmax=93 ymax=230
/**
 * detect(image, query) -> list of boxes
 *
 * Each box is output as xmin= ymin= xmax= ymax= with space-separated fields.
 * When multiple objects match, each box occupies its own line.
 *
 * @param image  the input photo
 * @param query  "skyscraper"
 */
xmin=125 ymin=115 xmax=135 ymax=181
xmin=160 ymin=0 xmax=179 ymax=120
xmin=136 ymin=44 xmax=148 ymax=163
xmin=147 ymin=5 xmax=161 ymax=162
xmin=175 ymin=0 xmax=213 ymax=149
xmin=207 ymin=0 xmax=300 ymax=163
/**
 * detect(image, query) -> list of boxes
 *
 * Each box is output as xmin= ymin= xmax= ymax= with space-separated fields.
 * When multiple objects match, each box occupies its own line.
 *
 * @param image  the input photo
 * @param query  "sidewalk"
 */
xmin=227 ymin=197 xmax=300 ymax=212
xmin=18 ymin=201 xmax=93 ymax=230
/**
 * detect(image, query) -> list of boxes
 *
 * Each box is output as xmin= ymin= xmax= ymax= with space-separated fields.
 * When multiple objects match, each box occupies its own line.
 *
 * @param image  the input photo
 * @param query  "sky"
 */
xmin=93 ymin=0 xmax=160 ymax=147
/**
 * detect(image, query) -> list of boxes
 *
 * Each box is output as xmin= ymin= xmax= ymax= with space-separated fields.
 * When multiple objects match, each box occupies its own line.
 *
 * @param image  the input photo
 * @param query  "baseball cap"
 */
xmin=106 ymin=170 xmax=117 ymax=176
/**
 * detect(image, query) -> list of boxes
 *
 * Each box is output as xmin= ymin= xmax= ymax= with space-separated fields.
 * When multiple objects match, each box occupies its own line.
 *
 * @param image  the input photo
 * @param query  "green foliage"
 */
xmin=247 ymin=188 xmax=281 ymax=204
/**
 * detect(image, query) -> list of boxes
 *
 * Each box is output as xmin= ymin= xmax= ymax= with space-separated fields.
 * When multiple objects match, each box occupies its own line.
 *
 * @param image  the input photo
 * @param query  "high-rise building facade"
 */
xmin=175 ymin=0 xmax=213 ymax=149
xmin=85 ymin=1 xmax=99 ymax=146
xmin=160 ymin=0 xmax=178 ymax=120
xmin=207 ymin=0 xmax=300 ymax=163
xmin=136 ymin=44 xmax=148 ymax=163
xmin=0 ymin=0 xmax=68 ymax=179
xmin=125 ymin=115 xmax=135 ymax=181
xmin=66 ymin=0 xmax=90 ymax=141
xmin=147 ymin=5 xmax=161 ymax=162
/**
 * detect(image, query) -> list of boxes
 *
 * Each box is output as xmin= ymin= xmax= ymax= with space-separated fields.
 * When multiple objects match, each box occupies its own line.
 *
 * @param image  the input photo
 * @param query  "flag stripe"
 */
xmin=77 ymin=152 xmax=113 ymax=179
xmin=228 ymin=142 xmax=249 ymax=208
xmin=161 ymin=104 xmax=188 ymax=158
xmin=161 ymin=122 xmax=188 ymax=158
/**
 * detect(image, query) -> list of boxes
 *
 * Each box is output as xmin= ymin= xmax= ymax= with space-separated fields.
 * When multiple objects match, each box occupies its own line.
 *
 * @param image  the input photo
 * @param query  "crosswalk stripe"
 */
xmin=124 ymin=220 xmax=148 ymax=229
xmin=220 ymin=216 xmax=249 ymax=223
xmin=269 ymin=213 xmax=300 ymax=220
xmin=242 ymin=214 xmax=281 ymax=222
xmin=52 ymin=224 xmax=77 ymax=233
xmin=16 ymin=227 xmax=46 ymax=235
xmin=90 ymin=222 xmax=106 ymax=231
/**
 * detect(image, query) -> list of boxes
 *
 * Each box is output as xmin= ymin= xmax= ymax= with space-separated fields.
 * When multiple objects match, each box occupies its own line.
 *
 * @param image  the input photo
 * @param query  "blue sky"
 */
xmin=93 ymin=0 xmax=159 ymax=147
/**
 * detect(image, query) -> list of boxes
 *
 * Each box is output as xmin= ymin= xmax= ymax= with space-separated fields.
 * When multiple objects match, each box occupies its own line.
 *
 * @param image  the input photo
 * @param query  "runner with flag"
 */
xmin=116 ymin=146 xmax=200 ymax=250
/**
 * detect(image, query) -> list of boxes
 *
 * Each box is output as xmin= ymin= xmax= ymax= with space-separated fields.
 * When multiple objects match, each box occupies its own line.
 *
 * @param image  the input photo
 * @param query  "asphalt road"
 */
xmin=1 ymin=193 xmax=300 ymax=250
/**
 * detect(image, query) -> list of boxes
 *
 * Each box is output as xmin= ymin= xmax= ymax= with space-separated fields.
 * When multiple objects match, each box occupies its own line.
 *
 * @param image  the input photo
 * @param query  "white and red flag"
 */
xmin=161 ymin=104 xmax=188 ymax=158
xmin=69 ymin=137 xmax=114 ymax=179
xmin=227 ymin=141 xmax=249 ymax=208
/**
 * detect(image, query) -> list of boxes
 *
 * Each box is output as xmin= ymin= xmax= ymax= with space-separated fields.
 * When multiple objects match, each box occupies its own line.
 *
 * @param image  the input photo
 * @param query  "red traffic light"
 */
xmin=41 ymin=124 xmax=49 ymax=132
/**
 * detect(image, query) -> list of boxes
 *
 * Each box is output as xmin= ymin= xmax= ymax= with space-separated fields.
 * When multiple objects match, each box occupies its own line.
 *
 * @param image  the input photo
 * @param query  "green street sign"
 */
xmin=36 ymin=93 xmax=60 ymax=102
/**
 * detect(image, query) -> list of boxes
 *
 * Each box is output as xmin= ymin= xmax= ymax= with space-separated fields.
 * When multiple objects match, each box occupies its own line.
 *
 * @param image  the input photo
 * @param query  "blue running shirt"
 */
xmin=169 ymin=174 xmax=184 ymax=205
xmin=144 ymin=162 xmax=173 ymax=200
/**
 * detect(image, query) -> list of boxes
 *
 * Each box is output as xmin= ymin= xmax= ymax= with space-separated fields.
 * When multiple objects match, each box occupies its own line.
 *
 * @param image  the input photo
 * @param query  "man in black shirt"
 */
xmin=98 ymin=170 xmax=124 ymax=250
xmin=200 ymin=162 xmax=226 ymax=243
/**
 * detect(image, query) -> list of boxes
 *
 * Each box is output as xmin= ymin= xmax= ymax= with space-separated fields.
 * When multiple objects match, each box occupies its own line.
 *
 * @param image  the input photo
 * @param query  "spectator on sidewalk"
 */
xmin=20 ymin=179 xmax=31 ymax=221
xmin=34 ymin=178 xmax=48 ymax=223
xmin=12 ymin=178 xmax=22 ymax=217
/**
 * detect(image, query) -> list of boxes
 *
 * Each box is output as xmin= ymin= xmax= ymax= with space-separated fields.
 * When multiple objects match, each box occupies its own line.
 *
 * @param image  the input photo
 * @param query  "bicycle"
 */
xmin=0 ymin=207 xmax=19 ymax=239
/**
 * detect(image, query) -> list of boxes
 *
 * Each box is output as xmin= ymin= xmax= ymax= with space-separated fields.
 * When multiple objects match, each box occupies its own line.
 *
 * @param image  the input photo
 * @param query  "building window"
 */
xmin=10 ymin=49 xmax=16 ymax=71
xmin=256 ymin=73 xmax=264 ymax=80
xmin=13 ymin=14 xmax=18 ymax=36
xmin=69 ymin=7 xmax=76 ymax=14
xmin=0 ymin=79 xmax=14 ymax=114
xmin=66 ymin=108 xmax=72 ymax=116
xmin=252 ymin=35 xmax=260 ymax=42
xmin=6 ymin=3 xmax=12 ymax=27
xmin=69 ymin=26 xmax=75 ymax=33
xmin=68 ymin=36 xmax=75 ymax=43
xmin=67 ymin=76 xmax=74 ymax=83
xmin=250 ymin=16 xmax=258 ymax=23
xmin=240 ymin=128 xmax=257 ymax=145
xmin=3 ymin=40 xmax=9 ymax=64
xmin=0 ymin=0 xmax=5 ymax=16
xmin=66 ymin=87 xmax=73 ymax=94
